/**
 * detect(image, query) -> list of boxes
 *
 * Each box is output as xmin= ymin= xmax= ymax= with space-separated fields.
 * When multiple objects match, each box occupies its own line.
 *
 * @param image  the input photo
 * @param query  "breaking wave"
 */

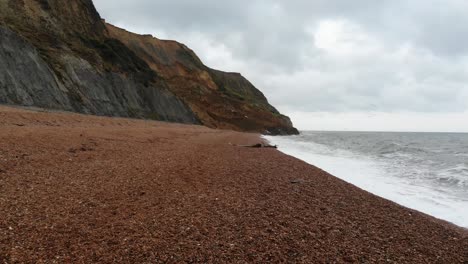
xmin=265 ymin=132 xmax=468 ymax=228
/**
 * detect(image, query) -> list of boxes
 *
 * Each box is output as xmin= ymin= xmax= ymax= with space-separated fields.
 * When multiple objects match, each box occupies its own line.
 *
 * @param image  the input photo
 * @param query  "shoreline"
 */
xmin=264 ymin=135 xmax=468 ymax=230
xmin=0 ymin=106 xmax=467 ymax=262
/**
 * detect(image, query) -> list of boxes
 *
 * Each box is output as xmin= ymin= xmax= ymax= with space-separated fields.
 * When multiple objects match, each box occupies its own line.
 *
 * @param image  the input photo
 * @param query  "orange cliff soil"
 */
xmin=0 ymin=0 xmax=298 ymax=134
xmin=105 ymin=23 xmax=298 ymax=135
xmin=0 ymin=105 xmax=467 ymax=263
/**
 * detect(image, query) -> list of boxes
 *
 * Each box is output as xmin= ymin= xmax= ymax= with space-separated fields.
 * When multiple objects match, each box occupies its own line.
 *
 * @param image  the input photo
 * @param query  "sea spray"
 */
xmin=265 ymin=132 xmax=468 ymax=228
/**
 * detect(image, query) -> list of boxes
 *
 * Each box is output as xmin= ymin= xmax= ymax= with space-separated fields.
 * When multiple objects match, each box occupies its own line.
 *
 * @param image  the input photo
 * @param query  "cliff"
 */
xmin=0 ymin=0 xmax=298 ymax=135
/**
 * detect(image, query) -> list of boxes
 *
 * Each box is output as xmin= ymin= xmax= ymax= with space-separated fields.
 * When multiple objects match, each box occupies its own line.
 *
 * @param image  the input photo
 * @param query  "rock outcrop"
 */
xmin=0 ymin=0 xmax=298 ymax=134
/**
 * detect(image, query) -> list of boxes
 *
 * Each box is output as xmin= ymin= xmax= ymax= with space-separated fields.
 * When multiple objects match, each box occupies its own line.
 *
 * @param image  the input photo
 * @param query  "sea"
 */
xmin=265 ymin=131 xmax=468 ymax=228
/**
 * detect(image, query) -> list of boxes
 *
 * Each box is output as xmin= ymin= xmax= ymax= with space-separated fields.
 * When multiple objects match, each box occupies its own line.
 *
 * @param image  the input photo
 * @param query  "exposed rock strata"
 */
xmin=0 ymin=0 xmax=298 ymax=134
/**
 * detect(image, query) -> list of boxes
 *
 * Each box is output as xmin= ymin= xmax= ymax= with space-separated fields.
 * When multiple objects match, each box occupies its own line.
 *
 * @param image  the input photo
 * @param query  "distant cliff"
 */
xmin=0 ymin=0 xmax=298 ymax=135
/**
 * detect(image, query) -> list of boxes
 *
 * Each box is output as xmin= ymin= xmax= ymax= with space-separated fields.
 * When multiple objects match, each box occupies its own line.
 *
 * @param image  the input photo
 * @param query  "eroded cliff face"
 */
xmin=0 ymin=0 xmax=298 ymax=134
xmin=105 ymin=24 xmax=298 ymax=134
xmin=0 ymin=0 xmax=198 ymax=123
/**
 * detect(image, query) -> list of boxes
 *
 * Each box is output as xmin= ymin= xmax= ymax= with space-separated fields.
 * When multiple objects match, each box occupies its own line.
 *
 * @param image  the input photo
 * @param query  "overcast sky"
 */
xmin=94 ymin=0 xmax=468 ymax=132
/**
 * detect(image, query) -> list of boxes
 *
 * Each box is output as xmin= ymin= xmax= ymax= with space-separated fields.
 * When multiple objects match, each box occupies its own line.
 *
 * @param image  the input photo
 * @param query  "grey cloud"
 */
xmin=94 ymin=0 xmax=468 ymax=114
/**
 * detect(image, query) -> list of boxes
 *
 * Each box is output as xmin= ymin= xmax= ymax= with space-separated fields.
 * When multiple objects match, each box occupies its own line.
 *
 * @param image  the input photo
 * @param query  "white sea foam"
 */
xmin=265 ymin=134 xmax=468 ymax=228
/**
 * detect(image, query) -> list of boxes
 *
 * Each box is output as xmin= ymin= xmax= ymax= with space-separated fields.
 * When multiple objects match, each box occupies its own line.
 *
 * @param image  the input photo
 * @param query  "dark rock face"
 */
xmin=0 ymin=26 xmax=71 ymax=109
xmin=0 ymin=0 xmax=298 ymax=134
xmin=0 ymin=26 xmax=198 ymax=123
xmin=0 ymin=0 xmax=198 ymax=123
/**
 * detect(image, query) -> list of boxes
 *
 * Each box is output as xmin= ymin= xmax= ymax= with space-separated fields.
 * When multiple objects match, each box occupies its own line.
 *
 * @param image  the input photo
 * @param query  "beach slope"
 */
xmin=0 ymin=106 xmax=466 ymax=263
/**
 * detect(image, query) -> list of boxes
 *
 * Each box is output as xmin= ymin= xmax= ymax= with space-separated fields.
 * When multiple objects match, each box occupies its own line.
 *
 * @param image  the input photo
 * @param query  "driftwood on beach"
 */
xmin=230 ymin=143 xmax=278 ymax=149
